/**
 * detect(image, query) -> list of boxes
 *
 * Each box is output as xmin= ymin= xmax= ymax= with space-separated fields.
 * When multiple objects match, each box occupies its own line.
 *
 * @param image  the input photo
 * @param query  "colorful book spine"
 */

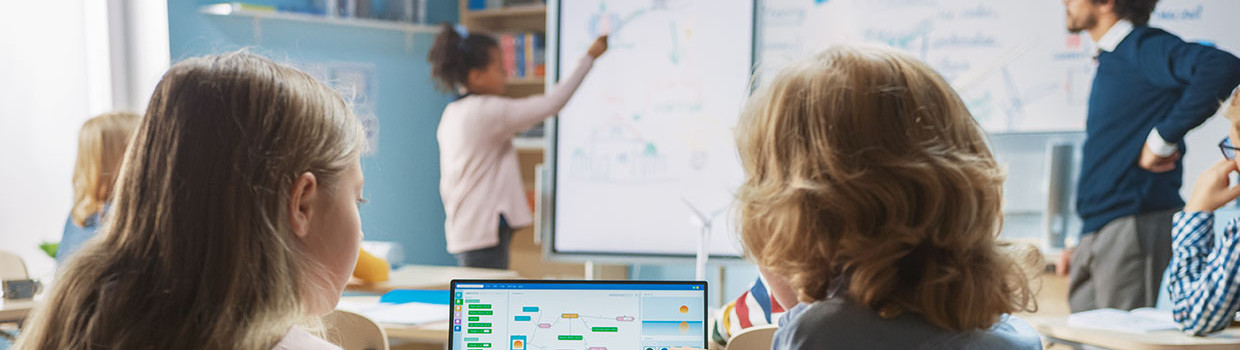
xmin=500 ymin=34 xmax=517 ymax=78
xmin=533 ymin=33 xmax=546 ymax=77
xmin=515 ymin=34 xmax=526 ymax=77
xmin=524 ymin=33 xmax=535 ymax=77
xmin=495 ymin=32 xmax=545 ymax=79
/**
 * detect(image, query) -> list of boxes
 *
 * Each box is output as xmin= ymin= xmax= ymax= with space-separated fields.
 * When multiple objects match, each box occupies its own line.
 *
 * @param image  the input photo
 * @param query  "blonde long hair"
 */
xmin=735 ymin=45 xmax=1035 ymax=331
xmin=16 ymin=51 xmax=364 ymax=350
xmin=70 ymin=111 xmax=139 ymax=226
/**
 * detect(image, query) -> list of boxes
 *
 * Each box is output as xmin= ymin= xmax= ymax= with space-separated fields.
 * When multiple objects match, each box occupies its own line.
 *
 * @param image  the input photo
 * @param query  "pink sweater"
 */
xmin=438 ymin=55 xmax=595 ymax=253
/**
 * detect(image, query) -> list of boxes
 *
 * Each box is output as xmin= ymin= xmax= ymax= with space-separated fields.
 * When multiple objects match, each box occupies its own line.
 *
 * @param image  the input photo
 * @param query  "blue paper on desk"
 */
xmin=380 ymin=289 xmax=450 ymax=305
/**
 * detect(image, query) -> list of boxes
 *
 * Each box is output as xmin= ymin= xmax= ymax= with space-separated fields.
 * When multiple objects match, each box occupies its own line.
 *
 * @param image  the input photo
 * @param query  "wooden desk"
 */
xmin=347 ymin=265 xmax=521 ymax=294
xmin=0 ymin=298 xmax=36 ymax=324
xmin=1030 ymin=316 xmax=1240 ymax=350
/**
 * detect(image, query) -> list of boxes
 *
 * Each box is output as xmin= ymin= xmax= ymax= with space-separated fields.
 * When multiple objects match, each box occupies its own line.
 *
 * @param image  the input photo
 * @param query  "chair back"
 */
xmin=0 ymin=251 xmax=28 ymax=282
xmin=726 ymin=325 xmax=778 ymax=350
xmin=323 ymin=309 xmax=389 ymax=350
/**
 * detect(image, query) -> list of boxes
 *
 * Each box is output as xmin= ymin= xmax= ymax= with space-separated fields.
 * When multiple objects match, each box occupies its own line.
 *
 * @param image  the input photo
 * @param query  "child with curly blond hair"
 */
xmin=733 ymin=45 xmax=1041 ymax=349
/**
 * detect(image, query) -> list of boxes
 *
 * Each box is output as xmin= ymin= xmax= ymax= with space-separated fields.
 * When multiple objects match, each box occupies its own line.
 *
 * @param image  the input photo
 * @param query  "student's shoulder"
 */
xmin=271 ymin=327 xmax=341 ymax=350
xmin=450 ymin=95 xmax=517 ymax=111
xmin=774 ymin=298 xmax=940 ymax=349
xmin=931 ymin=315 xmax=1042 ymax=350
xmin=776 ymin=300 xmax=1040 ymax=350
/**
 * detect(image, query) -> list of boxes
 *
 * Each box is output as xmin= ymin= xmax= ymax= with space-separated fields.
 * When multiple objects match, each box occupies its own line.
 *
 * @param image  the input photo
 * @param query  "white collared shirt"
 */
xmin=1094 ymin=19 xmax=1178 ymax=156
xmin=1095 ymin=19 xmax=1134 ymax=52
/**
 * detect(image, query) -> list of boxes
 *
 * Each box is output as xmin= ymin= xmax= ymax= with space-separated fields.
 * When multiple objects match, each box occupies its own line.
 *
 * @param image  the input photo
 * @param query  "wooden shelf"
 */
xmin=507 ymin=76 xmax=546 ymax=88
xmin=513 ymin=137 xmax=545 ymax=151
xmin=200 ymin=5 xmax=439 ymax=33
xmin=461 ymin=3 xmax=546 ymax=32
xmin=464 ymin=5 xmax=547 ymax=20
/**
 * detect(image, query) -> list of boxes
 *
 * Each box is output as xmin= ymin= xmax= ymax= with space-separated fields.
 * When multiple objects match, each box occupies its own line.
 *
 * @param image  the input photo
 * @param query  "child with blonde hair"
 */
xmin=57 ymin=111 xmax=139 ymax=264
xmin=16 ymin=51 xmax=366 ymax=350
xmin=733 ymin=45 xmax=1041 ymax=349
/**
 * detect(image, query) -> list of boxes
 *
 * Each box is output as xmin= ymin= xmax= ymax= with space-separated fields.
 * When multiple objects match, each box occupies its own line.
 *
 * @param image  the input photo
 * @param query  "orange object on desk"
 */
xmin=352 ymin=249 xmax=390 ymax=283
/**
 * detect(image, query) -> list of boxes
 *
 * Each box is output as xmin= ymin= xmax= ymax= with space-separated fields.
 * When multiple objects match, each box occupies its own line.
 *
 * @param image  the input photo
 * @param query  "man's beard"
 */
xmin=1066 ymin=11 xmax=1097 ymax=33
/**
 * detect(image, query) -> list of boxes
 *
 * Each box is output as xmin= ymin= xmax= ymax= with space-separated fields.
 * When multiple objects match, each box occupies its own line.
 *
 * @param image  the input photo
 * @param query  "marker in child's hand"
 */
xmin=589 ymin=35 xmax=609 ymax=59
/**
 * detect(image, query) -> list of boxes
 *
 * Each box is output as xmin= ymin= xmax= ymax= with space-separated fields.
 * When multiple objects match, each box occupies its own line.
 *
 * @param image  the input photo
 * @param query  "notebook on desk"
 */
xmin=449 ymin=280 xmax=708 ymax=350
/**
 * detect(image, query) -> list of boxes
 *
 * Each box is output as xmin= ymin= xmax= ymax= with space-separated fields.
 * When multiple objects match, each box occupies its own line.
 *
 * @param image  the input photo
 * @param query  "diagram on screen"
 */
xmin=493 ymin=292 xmax=702 ymax=350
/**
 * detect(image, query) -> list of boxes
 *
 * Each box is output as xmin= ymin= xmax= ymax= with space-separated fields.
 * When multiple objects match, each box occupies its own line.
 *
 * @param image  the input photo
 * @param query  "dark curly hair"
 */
xmin=427 ymin=22 xmax=499 ymax=92
xmin=1094 ymin=0 xmax=1159 ymax=26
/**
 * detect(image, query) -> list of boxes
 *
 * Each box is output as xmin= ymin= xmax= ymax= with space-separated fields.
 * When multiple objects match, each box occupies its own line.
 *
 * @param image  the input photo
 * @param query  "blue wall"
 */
xmin=168 ymin=0 xmax=460 ymax=265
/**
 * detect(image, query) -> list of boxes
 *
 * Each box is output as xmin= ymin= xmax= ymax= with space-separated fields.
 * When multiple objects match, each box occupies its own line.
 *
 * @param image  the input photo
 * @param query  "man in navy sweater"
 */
xmin=1056 ymin=0 xmax=1240 ymax=312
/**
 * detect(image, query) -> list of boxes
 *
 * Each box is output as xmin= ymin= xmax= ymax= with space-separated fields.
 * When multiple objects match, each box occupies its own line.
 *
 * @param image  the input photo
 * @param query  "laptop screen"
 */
xmin=449 ymin=280 xmax=708 ymax=350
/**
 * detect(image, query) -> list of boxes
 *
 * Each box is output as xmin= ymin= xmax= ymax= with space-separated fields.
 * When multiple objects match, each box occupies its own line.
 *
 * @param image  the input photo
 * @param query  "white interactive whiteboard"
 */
xmin=546 ymin=0 xmax=1240 ymax=260
xmin=549 ymin=0 xmax=755 ymax=259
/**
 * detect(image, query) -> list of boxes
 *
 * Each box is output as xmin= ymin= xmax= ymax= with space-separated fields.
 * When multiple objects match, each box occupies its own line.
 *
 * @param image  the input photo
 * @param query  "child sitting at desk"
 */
xmin=57 ymin=111 xmax=139 ymax=265
xmin=732 ymin=44 xmax=1042 ymax=349
xmin=15 ymin=51 xmax=366 ymax=350
xmin=1168 ymin=89 xmax=1240 ymax=335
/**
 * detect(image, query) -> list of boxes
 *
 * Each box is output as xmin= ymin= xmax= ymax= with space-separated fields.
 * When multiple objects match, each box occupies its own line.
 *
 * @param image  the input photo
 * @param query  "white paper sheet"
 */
xmin=1067 ymin=308 xmax=1179 ymax=333
xmin=336 ymin=301 xmax=449 ymax=325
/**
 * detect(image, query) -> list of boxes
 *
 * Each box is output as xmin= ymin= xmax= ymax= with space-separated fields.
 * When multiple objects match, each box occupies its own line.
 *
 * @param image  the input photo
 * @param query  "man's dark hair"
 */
xmin=1094 ymin=0 xmax=1160 ymax=26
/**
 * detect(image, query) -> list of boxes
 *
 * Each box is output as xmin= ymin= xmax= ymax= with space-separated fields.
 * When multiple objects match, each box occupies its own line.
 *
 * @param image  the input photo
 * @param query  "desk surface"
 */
xmin=1030 ymin=316 xmax=1240 ymax=350
xmin=0 ymin=298 xmax=36 ymax=323
xmin=346 ymin=264 xmax=521 ymax=294
xmin=337 ymin=296 xmax=449 ymax=343
xmin=381 ymin=320 xmax=451 ymax=343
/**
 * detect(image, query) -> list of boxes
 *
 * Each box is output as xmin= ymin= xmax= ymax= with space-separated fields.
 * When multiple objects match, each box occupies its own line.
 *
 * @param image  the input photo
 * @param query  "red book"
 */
xmin=499 ymin=34 xmax=517 ymax=78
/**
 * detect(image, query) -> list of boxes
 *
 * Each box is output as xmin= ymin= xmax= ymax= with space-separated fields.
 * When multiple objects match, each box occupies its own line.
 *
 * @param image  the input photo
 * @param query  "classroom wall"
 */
xmin=167 ymin=0 xmax=461 ymax=266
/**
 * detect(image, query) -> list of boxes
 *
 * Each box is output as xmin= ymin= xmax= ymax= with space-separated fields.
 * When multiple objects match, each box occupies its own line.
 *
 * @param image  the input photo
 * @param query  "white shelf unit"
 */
xmin=513 ymin=137 xmax=545 ymax=152
xmin=199 ymin=5 xmax=438 ymax=49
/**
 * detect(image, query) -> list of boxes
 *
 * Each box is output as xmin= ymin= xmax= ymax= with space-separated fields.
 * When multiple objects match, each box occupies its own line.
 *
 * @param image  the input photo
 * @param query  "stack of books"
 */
xmin=467 ymin=0 xmax=544 ymax=11
xmin=498 ymin=32 xmax=546 ymax=79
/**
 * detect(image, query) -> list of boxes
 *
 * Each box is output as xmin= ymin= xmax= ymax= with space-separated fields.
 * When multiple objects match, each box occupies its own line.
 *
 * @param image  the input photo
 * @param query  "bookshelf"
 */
xmin=466 ymin=4 xmax=547 ymax=21
xmin=460 ymin=3 xmax=547 ymax=32
xmin=458 ymin=1 xmax=548 ymax=98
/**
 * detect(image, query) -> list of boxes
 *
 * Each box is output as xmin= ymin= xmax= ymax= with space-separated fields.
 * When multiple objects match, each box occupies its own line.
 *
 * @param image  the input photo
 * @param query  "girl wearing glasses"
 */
xmin=1168 ymin=89 xmax=1240 ymax=335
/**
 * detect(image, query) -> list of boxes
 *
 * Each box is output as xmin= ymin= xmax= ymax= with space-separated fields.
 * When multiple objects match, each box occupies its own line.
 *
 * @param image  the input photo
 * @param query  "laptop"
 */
xmin=449 ymin=280 xmax=708 ymax=350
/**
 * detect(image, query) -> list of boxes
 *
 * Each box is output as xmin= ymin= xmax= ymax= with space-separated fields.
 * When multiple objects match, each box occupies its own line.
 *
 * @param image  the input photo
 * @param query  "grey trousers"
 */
xmin=1068 ymin=209 xmax=1177 ymax=312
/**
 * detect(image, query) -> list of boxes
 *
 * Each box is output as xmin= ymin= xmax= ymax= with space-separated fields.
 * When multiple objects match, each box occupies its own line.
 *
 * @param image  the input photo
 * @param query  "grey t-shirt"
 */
xmin=772 ymin=297 xmax=1042 ymax=350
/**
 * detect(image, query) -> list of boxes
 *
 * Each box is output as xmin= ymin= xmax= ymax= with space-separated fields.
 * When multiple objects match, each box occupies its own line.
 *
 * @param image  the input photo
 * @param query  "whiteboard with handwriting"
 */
xmin=758 ymin=0 xmax=1240 ymax=133
xmin=549 ymin=0 xmax=754 ymax=259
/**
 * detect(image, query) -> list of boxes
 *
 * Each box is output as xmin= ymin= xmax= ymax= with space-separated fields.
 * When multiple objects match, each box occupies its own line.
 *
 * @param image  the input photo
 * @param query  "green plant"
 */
xmin=39 ymin=241 xmax=58 ymax=258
